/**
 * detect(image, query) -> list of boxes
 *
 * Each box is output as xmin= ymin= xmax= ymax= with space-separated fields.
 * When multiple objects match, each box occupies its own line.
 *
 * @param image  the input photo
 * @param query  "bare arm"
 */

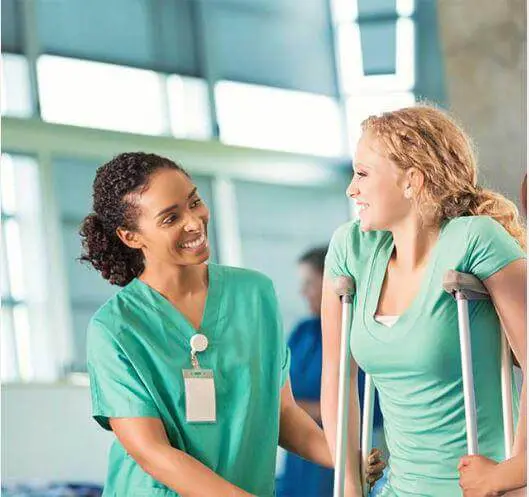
xmin=109 ymin=417 xmax=254 ymax=497
xmin=461 ymin=258 xmax=528 ymax=494
xmin=458 ymin=452 xmax=526 ymax=496
xmin=484 ymin=259 xmax=526 ymax=460
xmin=296 ymin=399 xmax=321 ymax=422
xmin=279 ymin=378 xmax=333 ymax=468
xmin=320 ymin=276 xmax=363 ymax=496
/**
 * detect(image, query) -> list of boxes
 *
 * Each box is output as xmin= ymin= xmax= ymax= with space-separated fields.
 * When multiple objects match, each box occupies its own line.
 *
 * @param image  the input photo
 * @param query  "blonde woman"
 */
xmin=321 ymin=106 xmax=526 ymax=496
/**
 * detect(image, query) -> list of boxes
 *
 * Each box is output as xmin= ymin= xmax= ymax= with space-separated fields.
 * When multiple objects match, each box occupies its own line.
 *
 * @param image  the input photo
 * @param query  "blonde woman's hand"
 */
xmin=365 ymin=448 xmax=386 ymax=488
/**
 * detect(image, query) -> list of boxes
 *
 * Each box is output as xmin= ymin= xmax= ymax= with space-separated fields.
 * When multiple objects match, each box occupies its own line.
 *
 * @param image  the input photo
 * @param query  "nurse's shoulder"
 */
xmin=86 ymin=282 xmax=140 ymax=347
xmin=215 ymin=263 xmax=277 ymax=298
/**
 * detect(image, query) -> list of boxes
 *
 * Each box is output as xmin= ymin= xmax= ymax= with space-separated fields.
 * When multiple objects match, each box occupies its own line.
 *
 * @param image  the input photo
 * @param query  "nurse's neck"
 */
xmin=139 ymin=262 xmax=208 ymax=300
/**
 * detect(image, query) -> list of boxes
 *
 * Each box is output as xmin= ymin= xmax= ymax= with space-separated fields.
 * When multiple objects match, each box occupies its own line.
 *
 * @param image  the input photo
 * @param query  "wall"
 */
xmin=2 ymin=383 xmax=113 ymax=484
xmin=437 ymin=0 xmax=526 ymax=205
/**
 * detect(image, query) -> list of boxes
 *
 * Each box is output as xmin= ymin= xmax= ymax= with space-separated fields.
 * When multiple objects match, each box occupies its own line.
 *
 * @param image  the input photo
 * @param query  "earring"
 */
xmin=404 ymin=187 xmax=412 ymax=199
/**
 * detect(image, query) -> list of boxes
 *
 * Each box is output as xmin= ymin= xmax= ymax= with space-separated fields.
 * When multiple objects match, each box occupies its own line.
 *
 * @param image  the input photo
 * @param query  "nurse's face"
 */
xmin=347 ymin=130 xmax=411 ymax=232
xmin=299 ymin=262 xmax=323 ymax=316
xmin=131 ymin=168 xmax=210 ymax=266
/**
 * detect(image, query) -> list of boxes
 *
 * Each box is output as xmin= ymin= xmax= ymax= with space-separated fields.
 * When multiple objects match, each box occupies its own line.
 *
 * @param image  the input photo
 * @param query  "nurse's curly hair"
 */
xmin=79 ymin=152 xmax=189 ymax=286
xmin=362 ymin=104 xmax=526 ymax=249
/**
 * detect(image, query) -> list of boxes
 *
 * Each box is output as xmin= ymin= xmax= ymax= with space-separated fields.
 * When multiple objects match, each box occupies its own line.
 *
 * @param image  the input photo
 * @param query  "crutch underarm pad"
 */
xmin=442 ymin=270 xmax=490 ymax=301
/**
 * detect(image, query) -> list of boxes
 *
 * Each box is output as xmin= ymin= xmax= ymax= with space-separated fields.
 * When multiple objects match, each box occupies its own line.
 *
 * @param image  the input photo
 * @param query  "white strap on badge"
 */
xmin=190 ymin=333 xmax=208 ymax=369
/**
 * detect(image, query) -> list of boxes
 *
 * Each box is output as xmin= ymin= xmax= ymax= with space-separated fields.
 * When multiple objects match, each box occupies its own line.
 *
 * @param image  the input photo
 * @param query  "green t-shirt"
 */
xmin=87 ymin=263 xmax=290 ymax=497
xmin=325 ymin=216 xmax=525 ymax=497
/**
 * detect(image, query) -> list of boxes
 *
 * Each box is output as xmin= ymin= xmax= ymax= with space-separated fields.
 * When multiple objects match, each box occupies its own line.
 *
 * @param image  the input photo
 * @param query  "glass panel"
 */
xmin=215 ymin=81 xmax=345 ymax=157
xmin=1 ymin=223 xmax=11 ymax=299
xmin=1 ymin=306 xmax=19 ymax=381
xmin=359 ymin=20 xmax=397 ymax=75
xmin=52 ymin=158 xmax=99 ymax=220
xmin=4 ymin=219 xmax=25 ymax=301
xmin=1 ymin=54 xmax=33 ymax=117
xmin=38 ymin=55 xmax=167 ymax=135
xmin=167 ymin=75 xmax=212 ymax=140
xmin=13 ymin=304 xmax=33 ymax=380
xmin=396 ymin=0 xmax=415 ymax=17
xmin=331 ymin=0 xmax=358 ymax=23
xmin=346 ymin=91 xmax=415 ymax=149
xmin=1 ymin=154 xmax=17 ymax=215
xmin=1 ymin=0 xmax=23 ymax=54
xmin=357 ymin=0 xmax=396 ymax=17
xmin=235 ymin=180 xmax=350 ymax=331
xmin=338 ymin=17 xmax=414 ymax=93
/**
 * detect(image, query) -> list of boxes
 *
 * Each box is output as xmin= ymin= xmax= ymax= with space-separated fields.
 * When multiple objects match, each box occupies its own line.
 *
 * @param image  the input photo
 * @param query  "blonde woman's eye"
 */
xmin=191 ymin=198 xmax=202 ymax=208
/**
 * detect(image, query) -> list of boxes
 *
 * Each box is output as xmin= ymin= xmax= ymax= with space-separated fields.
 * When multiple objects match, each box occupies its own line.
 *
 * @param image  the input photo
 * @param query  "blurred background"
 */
xmin=1 ymin=0 xmax=526 ymax=494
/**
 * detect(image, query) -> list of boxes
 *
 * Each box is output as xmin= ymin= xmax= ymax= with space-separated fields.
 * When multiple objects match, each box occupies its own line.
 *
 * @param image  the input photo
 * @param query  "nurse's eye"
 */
xmin=190 ymin=198 xmax=202 ymax=209
xmin=162 ymin=213 xmax=179 ymax=225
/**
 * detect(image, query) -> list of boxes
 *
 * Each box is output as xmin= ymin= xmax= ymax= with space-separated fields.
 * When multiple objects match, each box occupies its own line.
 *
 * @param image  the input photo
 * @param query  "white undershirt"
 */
xmin=374 ymin=314 xmax=400 ymax=328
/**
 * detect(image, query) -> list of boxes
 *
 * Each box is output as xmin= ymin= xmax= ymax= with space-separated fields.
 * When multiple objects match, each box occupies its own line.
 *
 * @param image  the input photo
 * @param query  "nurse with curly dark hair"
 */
xmin=80 ymin=152 xmax=383 ymax=497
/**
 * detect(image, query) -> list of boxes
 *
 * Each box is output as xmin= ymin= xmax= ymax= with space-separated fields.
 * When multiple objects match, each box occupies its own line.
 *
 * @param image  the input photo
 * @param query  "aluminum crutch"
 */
xmin=361 ymin=372 xmax=375 ymax=497
xmin=443 ymin=270 xmax=514 ymax=458
xmin=333 ymin=276 xmax=355 ymax=497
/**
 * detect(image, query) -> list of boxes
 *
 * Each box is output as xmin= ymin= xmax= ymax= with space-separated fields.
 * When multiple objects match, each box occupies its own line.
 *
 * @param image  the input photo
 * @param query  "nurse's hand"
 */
xmin=365 ymin=448 xmax=386 ymax=488
xmin=458 ymin=455 xmax=500 ymax=497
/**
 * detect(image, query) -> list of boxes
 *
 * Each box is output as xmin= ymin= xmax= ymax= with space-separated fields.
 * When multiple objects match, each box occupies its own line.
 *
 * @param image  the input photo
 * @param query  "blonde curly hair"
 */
xmin=361 ymin=104 xmax=526 ymax=249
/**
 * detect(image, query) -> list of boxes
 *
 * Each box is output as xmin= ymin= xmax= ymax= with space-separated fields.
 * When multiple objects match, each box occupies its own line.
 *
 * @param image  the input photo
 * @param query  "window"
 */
xmin=234 ymin=180 xmax=350 ymax=332
xmin=215 ymin=81 xmax=345 ymax=157
xmin=1 ymin=53 xmax=33 ymax=118
xmin=37 ymin=55 xmax=212 ymax=139
xmin=333 ymin=0 xmax=416 ymax=150
xmin=167 ymin=75 xmax=212 ymax=140
xmin=1 ymin=154 xmax=49 ymax=381
xmin=38 ymin=55 xmax=167 ymax=135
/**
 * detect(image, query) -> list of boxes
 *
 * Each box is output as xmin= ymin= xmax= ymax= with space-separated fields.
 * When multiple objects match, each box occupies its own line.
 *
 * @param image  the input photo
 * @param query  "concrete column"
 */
xmin=437 ymin=0 xmax=526 ymax=205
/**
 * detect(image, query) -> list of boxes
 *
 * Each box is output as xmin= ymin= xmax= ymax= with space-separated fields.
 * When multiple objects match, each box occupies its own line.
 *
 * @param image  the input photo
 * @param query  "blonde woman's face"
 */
xmin=347 ymin=131 xmax=411 ymax=231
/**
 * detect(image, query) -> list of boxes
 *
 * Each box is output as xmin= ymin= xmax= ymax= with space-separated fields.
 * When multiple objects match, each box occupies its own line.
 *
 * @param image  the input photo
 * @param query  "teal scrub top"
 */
xmin=87 ymin=263 xmax=291 ymax=497
xmin=325 ymin=216 xmax=525 ymax=497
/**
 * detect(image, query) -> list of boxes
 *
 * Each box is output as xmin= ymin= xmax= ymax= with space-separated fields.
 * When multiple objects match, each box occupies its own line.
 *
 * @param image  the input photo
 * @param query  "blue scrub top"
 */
xmin=277 ymin=317 xmax=383 ymax=497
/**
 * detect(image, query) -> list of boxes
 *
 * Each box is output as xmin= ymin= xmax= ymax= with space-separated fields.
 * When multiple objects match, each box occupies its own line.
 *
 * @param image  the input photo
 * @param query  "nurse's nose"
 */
xmin=183 ymin=211 xmax=202 ymax=232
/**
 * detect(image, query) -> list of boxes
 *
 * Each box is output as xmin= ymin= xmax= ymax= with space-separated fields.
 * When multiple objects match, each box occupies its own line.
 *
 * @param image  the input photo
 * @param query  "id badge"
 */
xmin=182 ymin=369 xmax=216 ymax=423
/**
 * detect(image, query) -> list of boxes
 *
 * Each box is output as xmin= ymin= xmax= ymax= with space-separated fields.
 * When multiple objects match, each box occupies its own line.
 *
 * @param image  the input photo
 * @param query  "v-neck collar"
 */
xmin=363 ymin=221 xmax=448 ymax=341
xmin=130 ymin=263 xmax=223 ymax=343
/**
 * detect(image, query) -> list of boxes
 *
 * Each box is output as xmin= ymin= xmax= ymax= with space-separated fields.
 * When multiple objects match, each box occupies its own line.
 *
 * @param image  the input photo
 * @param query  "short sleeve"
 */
xmin=324 ymin=221 xmax=354 ymax=280
xmin=280 ymin=343 xmax=291 ymax=388
xmin=87 ymin=319 xmax=160 ymax=430
xmin=465 ymin=216 xmax=526 ymax=281
xmin=262 ymin=278 xmax=291 ymax=388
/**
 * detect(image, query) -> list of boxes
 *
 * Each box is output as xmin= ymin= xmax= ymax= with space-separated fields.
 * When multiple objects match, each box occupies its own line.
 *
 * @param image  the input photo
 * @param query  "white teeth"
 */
xmin=180 ymin=233 xmax=205 ymax=249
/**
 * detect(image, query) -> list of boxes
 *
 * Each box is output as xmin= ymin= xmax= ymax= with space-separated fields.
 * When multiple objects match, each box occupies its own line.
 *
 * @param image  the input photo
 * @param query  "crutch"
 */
xmin=443 ymin=270 xmax=514 ymax=458
xmin=333 ymin=276 xmax=356 ymax=497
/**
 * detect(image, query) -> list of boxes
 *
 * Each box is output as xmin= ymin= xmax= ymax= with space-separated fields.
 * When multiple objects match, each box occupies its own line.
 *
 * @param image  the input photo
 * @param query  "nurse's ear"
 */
xmin=116 ymin=227 xmax=144 ymax=250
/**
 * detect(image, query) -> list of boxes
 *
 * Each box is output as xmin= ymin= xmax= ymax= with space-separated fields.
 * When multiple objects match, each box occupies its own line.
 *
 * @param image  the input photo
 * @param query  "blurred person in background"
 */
xmin=276 ymin=247 xmax=385 ymax=497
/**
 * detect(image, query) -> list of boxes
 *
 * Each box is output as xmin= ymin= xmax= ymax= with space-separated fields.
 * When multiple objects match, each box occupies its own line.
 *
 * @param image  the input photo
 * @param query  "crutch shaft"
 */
xmin=501 ymin=333 xmax=514 ymax=458
xmin=334 ymin=297 xmax=353 ymax=497
xmin=361 ymin=374 xmax=375 ymax=497
xmin=456 ymin=294 xmax=479 ymax=455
